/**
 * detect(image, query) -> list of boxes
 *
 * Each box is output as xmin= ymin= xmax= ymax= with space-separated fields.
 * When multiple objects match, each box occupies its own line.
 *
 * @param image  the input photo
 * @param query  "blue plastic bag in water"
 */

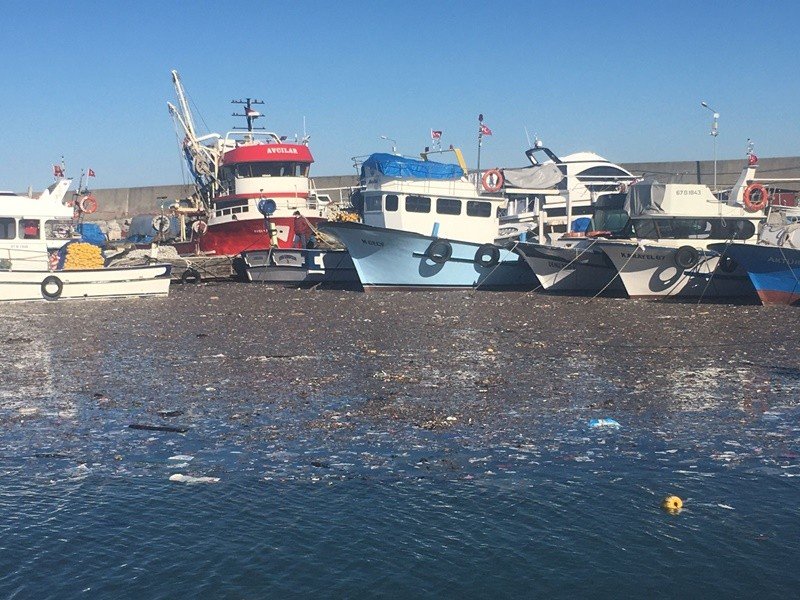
xmin=588 ymin=418 xmax=621 ymax=429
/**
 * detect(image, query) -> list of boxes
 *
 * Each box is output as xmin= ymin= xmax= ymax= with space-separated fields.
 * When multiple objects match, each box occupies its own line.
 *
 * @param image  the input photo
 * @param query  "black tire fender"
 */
xmin=674 ymin=245 xmax=699 ymax=269
xmin=719 ymin=255 xmax=738 ymax=273
xmin=425 ymin=240 xmax=452 ymax=264
xmin=181 ymin=268 xmax=201 ymax=284
xmin=41 ymin=275 xmax=63 ymax=300
xmin=475 ymin=244 xmax=500 ymax=268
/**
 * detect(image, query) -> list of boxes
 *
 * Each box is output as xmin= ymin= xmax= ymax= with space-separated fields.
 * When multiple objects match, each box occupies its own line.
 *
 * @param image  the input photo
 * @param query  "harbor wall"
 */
xmin=74 ymin=156 xmax=800 ymax=222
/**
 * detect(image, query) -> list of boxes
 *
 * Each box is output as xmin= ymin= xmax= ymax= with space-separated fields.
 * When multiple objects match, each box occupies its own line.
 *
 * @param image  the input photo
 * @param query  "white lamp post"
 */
xmin=380 ymin=135 xmax=397 ymax=154
xmin=700 ymin=101 xmax=719 ymax=191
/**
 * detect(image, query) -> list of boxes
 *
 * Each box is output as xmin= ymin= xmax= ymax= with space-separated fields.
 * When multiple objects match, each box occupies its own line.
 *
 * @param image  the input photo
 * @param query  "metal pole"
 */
xmin=476 ymin=114 xmax=483 ymax=193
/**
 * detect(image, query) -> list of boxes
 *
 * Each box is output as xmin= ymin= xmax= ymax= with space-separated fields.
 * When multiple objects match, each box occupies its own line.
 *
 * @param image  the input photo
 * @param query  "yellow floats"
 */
xmin=661 ymin=495 xmax=684 ymax=513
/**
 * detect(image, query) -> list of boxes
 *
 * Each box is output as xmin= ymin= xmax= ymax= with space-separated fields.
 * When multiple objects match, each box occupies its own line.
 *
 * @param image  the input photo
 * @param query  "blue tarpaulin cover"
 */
xmin=361 ymin=153 xmax=465 ymax=180
xmin=77 ymin=223 xmax=106 ymax=246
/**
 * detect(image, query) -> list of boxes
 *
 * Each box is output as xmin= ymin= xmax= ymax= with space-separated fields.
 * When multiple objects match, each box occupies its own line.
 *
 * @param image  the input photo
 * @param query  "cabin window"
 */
xmin=632 ymin=217 xmax=756 ymax=240
xmin=365 ymin=196 xmax=382 ymax=212
xmin=406 ymin=196 xmax=431 ymax=213
xmin=0 ymin=218 xmax=15 ymax=239
xmin=235 ymin=162 xmax=309 ymax=178
xmin=385 ymin=195 xmax=398 ymax=211
xmin=436 ymin=198 xmax=461 ymax=215
xmin=19 ymin=219 xmax=40 ymax=240
xmin=577 ymin=166 xmax=632 ymax=179
xmin=466 ymin=201 xmax=491 ymax=217
xmin=45 ymin=220 xmax=72 ymax=240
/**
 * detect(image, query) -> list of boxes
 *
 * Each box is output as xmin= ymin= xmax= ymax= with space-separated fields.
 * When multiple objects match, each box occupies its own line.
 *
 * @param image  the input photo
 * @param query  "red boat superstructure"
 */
xmin=167 ymin=70 xmax=329 ymax=256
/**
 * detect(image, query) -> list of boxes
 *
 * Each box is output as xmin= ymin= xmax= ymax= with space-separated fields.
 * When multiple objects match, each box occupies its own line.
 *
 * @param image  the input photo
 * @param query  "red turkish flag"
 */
xmin=479 ymin=123 xmax=492 ymax=136
xmin=88 ymin=168 xmax=96 ymax=177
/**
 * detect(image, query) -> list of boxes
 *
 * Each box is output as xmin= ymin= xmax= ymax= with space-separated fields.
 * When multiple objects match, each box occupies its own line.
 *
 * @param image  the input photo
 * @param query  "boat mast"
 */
xmin=167 ymin=70 xmax=220 ymax=204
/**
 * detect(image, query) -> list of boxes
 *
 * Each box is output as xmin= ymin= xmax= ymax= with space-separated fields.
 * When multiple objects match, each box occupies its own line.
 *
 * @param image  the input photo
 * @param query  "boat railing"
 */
xmin=0 ymin=245 xmax=51 ymax=270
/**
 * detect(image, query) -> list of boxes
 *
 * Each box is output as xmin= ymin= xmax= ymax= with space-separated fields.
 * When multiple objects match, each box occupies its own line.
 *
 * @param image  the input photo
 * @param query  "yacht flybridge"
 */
xmin=496 ymin=141 xmax=638 ymax=242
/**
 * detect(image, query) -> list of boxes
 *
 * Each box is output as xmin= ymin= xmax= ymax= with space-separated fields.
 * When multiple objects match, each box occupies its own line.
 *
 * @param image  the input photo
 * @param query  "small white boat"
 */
xmin=0 ymin=178 xmax=171 ymax=302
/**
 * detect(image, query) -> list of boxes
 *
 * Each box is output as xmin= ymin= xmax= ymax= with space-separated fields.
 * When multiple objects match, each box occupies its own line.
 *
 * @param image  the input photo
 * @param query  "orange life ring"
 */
xmin=481 ymin=168 xmax=504 ymax=193
xmin=79 ymin=195 xmax=98 ymax=214
xmin=743 ymin=183 xmax=768 ymax=212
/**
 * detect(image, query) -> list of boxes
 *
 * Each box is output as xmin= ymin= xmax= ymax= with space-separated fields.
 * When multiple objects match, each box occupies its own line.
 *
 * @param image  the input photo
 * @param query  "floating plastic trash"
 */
xmin=169 ymin=474 xmax=219 ymax=484
xmin=588 ymin=418 xmax=621 ymax=429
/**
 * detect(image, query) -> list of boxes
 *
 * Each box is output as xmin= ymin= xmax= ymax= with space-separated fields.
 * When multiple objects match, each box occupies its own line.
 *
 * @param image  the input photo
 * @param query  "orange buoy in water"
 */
xmin=661 ymin=495 xmax=684 ymax=512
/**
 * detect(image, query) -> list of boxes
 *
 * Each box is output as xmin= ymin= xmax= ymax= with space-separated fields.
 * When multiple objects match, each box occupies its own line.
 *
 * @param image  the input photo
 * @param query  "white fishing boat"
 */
xmin=593 ymin=156 xmax=766 ymax=299
xmin=0 ymin=178 xmax=171 ymax=302
xmin=319 ymin=147 xmax=535 ymax=291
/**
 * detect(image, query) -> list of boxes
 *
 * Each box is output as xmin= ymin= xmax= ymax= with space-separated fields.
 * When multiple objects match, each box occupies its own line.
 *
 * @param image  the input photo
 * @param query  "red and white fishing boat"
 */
xmin=167 ymin=70 xmax=330 ymax=256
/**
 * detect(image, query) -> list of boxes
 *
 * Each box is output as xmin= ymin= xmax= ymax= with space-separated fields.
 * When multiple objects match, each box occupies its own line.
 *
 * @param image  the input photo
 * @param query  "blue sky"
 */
xmin=2 ymin=0 xmax=798 ymax=190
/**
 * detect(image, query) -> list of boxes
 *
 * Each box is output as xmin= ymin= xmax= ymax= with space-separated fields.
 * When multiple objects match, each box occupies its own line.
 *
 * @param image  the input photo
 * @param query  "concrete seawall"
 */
xmin=72 ymin=156 xmax=800 ymax=221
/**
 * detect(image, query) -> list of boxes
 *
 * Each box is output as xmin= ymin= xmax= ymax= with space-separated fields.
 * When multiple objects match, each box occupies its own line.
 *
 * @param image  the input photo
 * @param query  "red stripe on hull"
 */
xmin=193 ymin=216 xmax=325 ymax=256
xmin=756 ymin=289 xmax=800 ymax=306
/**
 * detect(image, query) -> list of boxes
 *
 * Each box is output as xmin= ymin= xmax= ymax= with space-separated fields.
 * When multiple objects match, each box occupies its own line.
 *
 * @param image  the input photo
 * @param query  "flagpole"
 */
xmin=476 ymin=114 xmax=483 ymax=194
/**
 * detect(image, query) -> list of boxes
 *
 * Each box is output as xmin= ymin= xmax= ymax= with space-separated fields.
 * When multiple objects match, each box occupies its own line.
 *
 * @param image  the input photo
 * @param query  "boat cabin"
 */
xmin=624 ymin=180 xmax=759 ymax=242
xmin=0 ymin=180 xmax=75 ymax=269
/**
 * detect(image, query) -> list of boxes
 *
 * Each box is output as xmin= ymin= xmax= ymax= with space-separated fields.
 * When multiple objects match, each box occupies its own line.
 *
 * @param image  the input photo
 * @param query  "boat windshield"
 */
xmin=633 ymin=217 xmax=756 ymax=240
xmin=591 ymin=194 xmax=630 ymax=234
xmin=225 ymin=162 xmax=310 ymax=179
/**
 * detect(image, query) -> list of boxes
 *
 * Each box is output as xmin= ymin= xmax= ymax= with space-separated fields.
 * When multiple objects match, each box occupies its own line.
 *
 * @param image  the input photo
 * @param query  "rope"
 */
xmin=473 ymin=241 xmax=518 ymax=293
xmin=588 ymin=241 xmax=643 ymax=301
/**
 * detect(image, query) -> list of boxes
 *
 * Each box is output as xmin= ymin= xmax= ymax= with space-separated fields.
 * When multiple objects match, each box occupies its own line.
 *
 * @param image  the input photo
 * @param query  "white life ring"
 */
xmin=191 ymin=220 xmax=208 ymax=236
xmin=152 ymin=216 xmax=171 ymax=234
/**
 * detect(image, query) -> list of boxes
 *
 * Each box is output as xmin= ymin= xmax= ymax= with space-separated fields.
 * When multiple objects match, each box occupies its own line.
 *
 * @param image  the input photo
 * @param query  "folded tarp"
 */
xmin=361 ymin=153 xmax=465 ymax=180
xmin=502 ymin=162 xmax=564 ymax=189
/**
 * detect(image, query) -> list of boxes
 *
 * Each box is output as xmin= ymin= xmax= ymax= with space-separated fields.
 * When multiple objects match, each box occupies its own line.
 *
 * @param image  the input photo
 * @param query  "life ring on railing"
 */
xmin=743 ymin=183 xmax=769 ymax=212
xmin=78 ymin=195 xmax=98 ymax=214
xmin=41 ymin=275 xmax=63 ymax=300
xmin=475 ymin=244 xmax=500 ymax=268
xmin=191 ymin=220 xmax=208 ymax=236
xmin=674 ymin=245 xmax=699 ymax=269
xmin=481 ymin=169 xmax=504 ymax=193
xmin=425 ymin=240 xmax=452 ymax=264
xmin=152 ymin=216 xmax=171 ymax=234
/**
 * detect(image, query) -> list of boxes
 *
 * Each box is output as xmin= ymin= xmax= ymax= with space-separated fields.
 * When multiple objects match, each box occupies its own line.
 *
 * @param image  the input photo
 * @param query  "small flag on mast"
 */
xmin=88 ymin=168 xmax=96 ymax=177
xmin=245 ymin=107 xmax=261 ymax=118
xmin=53 ymin=164 xmax=64 ymax=177
xmin=431 ymin=130 xmax=442 ymax=140
xmin=479 ymin=123 xmax=493 ymax=136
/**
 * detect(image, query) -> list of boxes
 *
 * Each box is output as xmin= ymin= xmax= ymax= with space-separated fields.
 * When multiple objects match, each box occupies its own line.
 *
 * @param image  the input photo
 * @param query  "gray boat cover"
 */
xmin=502 ymin=162 xmax=563 ymax=189
xmin=624 ymin=180 xmax=666 ymax=215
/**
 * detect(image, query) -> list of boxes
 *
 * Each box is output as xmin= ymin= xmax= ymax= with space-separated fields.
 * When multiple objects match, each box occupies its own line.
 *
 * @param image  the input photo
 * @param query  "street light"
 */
xmin=380 ymin=135 xmax=397 ymax=154
xmin=700 ymin=101 xmax=719 ymax=191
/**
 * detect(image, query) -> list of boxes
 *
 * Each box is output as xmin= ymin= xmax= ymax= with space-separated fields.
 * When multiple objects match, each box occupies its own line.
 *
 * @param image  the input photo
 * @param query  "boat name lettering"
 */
xmin=768 ymin=256 xmax=800 ymax=266
xmin=266 ymin=147 xmax=299 ymax=155
xmin=676 ymin=190 xmax=703 ymax=196
xmin=620 ymin=252 xmax=665 ymax=260
xmin=361 ymin=238 xmax=384 ymax=247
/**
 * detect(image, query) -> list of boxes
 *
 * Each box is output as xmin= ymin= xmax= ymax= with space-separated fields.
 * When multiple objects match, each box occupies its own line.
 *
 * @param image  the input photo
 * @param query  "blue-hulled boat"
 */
xmin=710 ymin=211 xmax=800 ymax=305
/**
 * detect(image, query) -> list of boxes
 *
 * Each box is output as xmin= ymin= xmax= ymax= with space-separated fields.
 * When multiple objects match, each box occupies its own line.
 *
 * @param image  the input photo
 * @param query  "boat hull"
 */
xmin=238 ymin=248 xmax=360 ymax=287
xmin=0 ymin=265 xmax=172 ymax=302
xmin=514 ymin=240 xmax=623 ymax=294
xmin=319 ymin=222 xmax=536 ymax=291
xmin=175 ymin=215 xmax=326 ymax=256
xmin=709 ymin=243 xmax=800 ymax=305
xmin=597 ymin=241 xmax=755 ymax=300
